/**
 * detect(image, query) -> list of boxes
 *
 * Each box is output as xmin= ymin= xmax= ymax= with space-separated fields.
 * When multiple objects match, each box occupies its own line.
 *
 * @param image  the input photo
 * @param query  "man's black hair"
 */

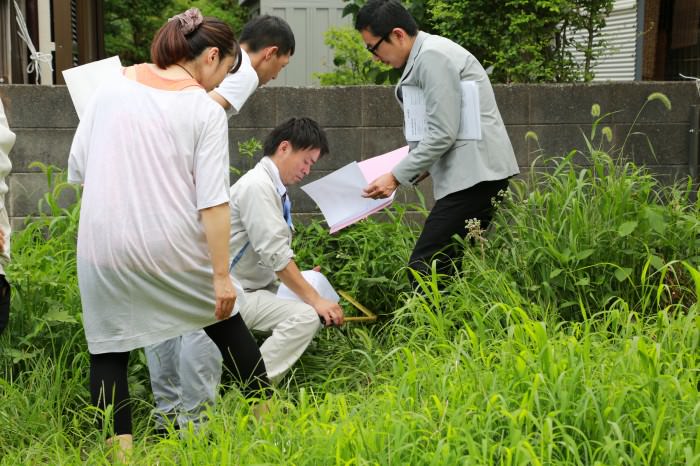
xmin=354 ymin=0 xmax=418 ymax=38
xmin=240 ymin=15 xmax=295 ymax=56
xmin=264 ymin=117 xmax=329 ymax=158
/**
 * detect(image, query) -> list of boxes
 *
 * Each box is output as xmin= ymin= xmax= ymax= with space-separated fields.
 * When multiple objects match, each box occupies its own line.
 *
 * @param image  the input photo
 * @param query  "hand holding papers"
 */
xmin=62 ymin=56 xmax=122 ymax=120
xmin=402 ymin=81 xmax=481 ymax=141
xmin=301 ymin=146 xmax=409 ymax=234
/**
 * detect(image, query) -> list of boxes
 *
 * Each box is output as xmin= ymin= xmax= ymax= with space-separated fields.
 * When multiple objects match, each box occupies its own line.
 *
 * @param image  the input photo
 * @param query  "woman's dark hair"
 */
xmin=264 ymin=117 xmax=329 ymax=158
xmin=151 ymin=14 xmax=238 ymax=69
xmin=355 ymin=0 xmax=418 ymax=39
xmin=240 ymin=15 xmax=295 ymax=56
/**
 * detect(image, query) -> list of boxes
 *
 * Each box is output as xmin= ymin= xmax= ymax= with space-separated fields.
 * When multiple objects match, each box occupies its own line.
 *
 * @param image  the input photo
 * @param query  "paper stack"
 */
xmin=62 ymin=56 xmax=122 ymax=120
xmin=301 ymin=146 xmax=409 ymax=233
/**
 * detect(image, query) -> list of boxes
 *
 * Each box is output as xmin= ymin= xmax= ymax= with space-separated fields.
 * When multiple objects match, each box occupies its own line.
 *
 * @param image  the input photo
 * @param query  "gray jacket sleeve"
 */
xmin=392 ymin=47 xmax=462 ymax=186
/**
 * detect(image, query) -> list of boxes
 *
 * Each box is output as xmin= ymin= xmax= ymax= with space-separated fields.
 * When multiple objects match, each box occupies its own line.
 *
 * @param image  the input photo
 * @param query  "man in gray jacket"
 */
xmin=355 ymin=0 xmax=519 ymax=283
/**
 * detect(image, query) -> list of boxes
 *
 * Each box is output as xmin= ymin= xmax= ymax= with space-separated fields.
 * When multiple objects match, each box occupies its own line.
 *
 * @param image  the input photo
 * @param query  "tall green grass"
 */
xmin=485 ymin=151 xmax=699 ymax=321
xmin=293 ymin=203 xmax=420 ymax=317
xmin=1 ymin=106 xmax=699 ymax=463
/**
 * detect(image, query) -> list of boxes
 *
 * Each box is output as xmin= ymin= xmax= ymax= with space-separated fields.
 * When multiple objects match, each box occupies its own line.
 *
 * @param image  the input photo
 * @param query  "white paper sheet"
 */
xmin=402 ymin=80 xmax=481 ymax=141
xmin=300 ymin=146 xmax=409 ymax=233
xmin=276 ymin=270 xmax=340 ymax=303
xmin=62 ymin=56 xmax=122 ymax=120
xmin=301 ymin=162 xmax=392 ymax=233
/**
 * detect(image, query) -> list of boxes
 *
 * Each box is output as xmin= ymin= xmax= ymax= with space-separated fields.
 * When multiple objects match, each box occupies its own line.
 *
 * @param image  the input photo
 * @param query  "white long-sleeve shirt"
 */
xmin=229 ymin=157 xmax=294 ymax=291
xmin=0 ymin=99 xmax=14 ymax=275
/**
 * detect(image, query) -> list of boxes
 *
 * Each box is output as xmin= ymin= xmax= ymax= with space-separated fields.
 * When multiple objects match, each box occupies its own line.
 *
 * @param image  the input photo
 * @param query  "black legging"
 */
xmin=0 ymin=275 xmax=11 ymax=337
xmin=90 ymin=313 xmax=270 ymax=435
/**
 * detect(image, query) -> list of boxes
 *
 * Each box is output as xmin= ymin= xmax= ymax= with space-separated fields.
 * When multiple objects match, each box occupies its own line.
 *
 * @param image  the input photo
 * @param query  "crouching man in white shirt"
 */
xmin=230 ymin=117 xmax=345 ymax=381
xmin=145 ymin=117 xmax=344 ymax=432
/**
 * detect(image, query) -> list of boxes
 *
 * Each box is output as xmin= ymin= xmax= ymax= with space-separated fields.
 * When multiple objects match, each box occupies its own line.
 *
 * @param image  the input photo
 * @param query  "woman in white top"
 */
xmin=68 ymin=8 xmax=269 ymax=453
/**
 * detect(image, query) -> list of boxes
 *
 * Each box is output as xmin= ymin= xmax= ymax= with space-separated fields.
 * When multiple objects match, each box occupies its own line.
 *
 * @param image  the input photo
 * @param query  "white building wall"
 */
xmin=571 ymin=0 xmax=639 ymax=81
xmin=260 ymin=0 xmax=351 ymax=86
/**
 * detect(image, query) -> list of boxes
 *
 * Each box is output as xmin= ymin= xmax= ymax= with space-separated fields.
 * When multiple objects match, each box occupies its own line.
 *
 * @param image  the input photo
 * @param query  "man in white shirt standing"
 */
xmin=209 ymin=14 xmax=294 ymax=114
xmin=145 ymin=14 xmax=299 ymax=432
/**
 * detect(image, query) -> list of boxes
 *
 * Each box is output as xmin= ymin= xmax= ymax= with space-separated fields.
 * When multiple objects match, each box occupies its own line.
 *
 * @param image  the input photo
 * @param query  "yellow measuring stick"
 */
xmin=338 ymin=290 xmax=377 ymax=322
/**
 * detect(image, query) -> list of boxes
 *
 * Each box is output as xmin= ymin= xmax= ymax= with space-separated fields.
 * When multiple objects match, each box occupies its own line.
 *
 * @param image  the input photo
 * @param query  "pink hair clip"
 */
xmin=169 ymin=8 xmax=204 ymax=35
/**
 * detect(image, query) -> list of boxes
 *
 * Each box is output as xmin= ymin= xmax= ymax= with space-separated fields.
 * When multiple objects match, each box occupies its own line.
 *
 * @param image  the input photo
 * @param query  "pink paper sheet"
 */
xmin=329 ymin=146 xmax=409 ymax=233
xmin=357 ymin=145 xmax=409 ymax=183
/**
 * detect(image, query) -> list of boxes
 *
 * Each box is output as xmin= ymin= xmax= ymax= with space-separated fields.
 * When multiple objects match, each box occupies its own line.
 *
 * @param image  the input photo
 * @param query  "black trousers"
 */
xmin=0 ymin=275 xmax=10 ymax=336
xmin=408 ymin=178 xmax=509 ymax=284
xmin=90 ymin=313 xmax=269 ymax=436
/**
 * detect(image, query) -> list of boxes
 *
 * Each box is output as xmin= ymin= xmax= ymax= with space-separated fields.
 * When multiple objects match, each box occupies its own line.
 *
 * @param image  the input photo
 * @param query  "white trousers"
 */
xmin=145 ymin=289 xmax=321 ymax=427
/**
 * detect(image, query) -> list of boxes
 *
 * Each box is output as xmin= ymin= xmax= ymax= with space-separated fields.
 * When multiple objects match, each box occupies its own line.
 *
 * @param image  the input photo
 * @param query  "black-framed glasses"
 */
xmin=366 ymin=35 xmax=388 ymax=56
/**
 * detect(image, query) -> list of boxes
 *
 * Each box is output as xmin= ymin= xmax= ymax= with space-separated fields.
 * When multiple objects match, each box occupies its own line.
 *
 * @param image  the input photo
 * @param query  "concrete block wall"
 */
xmin=1 ymin=81 xmax=698 ymax=228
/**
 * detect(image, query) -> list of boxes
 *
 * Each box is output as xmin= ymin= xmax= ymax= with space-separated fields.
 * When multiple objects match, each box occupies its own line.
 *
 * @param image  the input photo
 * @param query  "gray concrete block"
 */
xmin=506 ymin=125 xmax=531 ymax=168
xmin=394 ymin=182 xmax=435 ymax=210
xmin=529 ymin=83 xmax=614 ymax=125
xmin=361 ymin=128 xmax=406 ymax=159
xmin=314 ymin=87 xmax=363 ymax=127
xmin=0 ymin=83 xmax=695 ymax=228
xmin=228 ymin=127 xmax=271 ymax=176
xmin=494 ymin=84 xmax=530 ymax=125
xmin=11 ymin=129 xmax=75 ymax=171
xmin=644 ymin=165 xmax=691 ymax=185
xmin=399 ymin=211 xmax=428 ymax=229
xmin=10 ymin=217 xmax=30 ymax=232
xmin=323 ymin=128 xmax=362 ymax=170
xmin=516 ymin=165 xmax=558 ymax=186
xmin=511 ymin=166 xmax=532 ymax=185
xmin=614 ymin=123 xmax=689 ymax=165
xmin=0 ymin=85 xmax=77 ymax=128
xmin=230 ymin=87 xmax=278 ymax=129
xmin=289 ymin=212 xmax=325 ymax=227
xmin=276 ymin=87 xmax=321 ymax=123
xmin=608 ymin=82 xmax=699 ymax=124
xmin=8 ymin=172 xmax=78 ymax=217
xmin=524 ymin=124 xmax=599 ymax=165
xmin=361 ymin=86 xmax=403 ymax=127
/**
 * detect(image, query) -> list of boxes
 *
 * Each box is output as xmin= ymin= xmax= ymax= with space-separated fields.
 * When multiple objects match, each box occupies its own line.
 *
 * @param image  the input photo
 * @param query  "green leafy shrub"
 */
xmin=427 ymin=0 xmax=614 ymax=83
xmin=104 ymin=0 xmax=250 ymax=65
xmin=2 ymin=164 xmax=84 ymax=371
xmin=293 ymin=203 xmax=422 ymax=316
xmin=482 ymin=151 xmax=699 ymax=320
xmin=457 ymin=95 xmax=699 ymax=320
xmin=230 ymin=137 xmax=262 ymax=176
xmin=314 ymin=27 xmax=395 ymax=86
xmin=342 ymin=0 xmax=614 ymax=83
